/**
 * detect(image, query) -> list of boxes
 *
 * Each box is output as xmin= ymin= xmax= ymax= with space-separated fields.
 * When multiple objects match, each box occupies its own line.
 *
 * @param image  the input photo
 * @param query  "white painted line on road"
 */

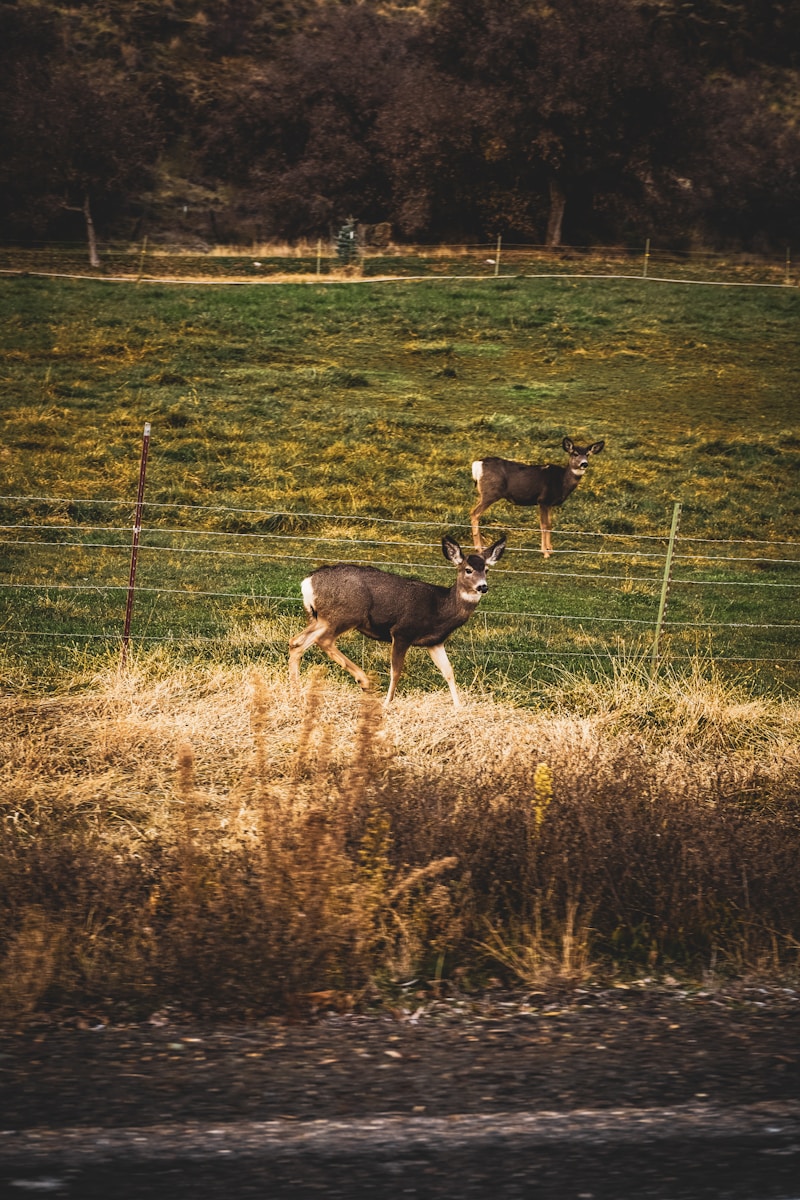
xmin=2 ymin=1102 xmax=799 ymax=1165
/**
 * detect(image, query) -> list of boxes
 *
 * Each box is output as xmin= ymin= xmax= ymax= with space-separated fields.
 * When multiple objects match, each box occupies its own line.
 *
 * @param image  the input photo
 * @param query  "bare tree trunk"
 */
xmin=545 ymin=179 xmax=566 ymax=248
xmin=83 ymin=191 xmax=101 ymax=268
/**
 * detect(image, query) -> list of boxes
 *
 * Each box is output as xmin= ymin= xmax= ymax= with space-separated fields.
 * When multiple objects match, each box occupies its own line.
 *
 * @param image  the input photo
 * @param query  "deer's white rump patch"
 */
xmin=300 ymin=576 xmax=316 ymax=615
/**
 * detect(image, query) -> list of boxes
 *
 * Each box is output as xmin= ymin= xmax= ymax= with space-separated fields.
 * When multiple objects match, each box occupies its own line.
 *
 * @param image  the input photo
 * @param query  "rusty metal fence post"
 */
xmin=120 ymin=422 xmax=151 ymax=668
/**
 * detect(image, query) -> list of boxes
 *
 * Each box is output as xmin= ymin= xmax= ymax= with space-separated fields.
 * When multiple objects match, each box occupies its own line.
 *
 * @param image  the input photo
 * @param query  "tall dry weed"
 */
xmin=480 ymin=897 xmax=594 ymax=988
xmin=340 ymin=685 xmax=388 ymax=812
xmin=0 ymin=908 xmax=63 ymax=1020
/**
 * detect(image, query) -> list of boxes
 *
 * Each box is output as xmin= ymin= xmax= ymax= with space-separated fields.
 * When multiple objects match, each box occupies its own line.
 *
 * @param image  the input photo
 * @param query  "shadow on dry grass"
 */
xmin=1 ymin=659 xmax=798 ymax=1023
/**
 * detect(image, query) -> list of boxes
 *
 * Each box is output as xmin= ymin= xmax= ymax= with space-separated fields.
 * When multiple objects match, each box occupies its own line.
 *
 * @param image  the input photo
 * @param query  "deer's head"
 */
xmin=442 ymin=534 xmax=507 ymax=601
xmin=563 ymin=437 xmax=605 ymax=476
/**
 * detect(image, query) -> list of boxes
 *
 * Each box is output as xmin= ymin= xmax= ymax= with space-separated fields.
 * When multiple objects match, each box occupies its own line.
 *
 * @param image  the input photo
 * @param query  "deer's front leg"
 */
xmin=428 ymin=643 xmax=461 ymax=709
xmin=385 ymin=638 xmax=410 ymax=706
xmin=539 ymin=504 xmax=553 ymax=559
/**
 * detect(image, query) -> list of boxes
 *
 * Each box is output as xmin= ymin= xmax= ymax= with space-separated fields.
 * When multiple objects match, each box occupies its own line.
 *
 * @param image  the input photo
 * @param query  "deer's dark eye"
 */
xmin=465 ymin=567 xmax=474 ymax=575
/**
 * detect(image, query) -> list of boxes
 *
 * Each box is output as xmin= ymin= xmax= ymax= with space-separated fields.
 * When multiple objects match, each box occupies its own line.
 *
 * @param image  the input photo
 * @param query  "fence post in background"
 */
xmin=121 ymin=422 xmax=151 ymax=668
xmin=642 ymin=237 xmax=650 ymax=278
xmin=786 ymin=247 xmax=791 ymax=286
xmin=494 ymin=234 xmax=502 ymax=276
xmin=136 ymin=235 xmax=148 ymax=283
xmin=316 ymin=238 xmax=322 ymax=277
xmin=651 ymin=500 xmax=682 ymax=678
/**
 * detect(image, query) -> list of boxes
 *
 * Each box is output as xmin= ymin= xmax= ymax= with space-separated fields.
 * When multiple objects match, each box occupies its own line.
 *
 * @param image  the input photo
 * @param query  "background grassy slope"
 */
xmin=1 ymin=273 xmax=798 ymax=694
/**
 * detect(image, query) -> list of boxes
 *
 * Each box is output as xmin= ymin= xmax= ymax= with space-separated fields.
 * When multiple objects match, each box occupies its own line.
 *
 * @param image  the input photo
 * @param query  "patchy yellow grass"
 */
xmin=3 ymin=660 xmax=797 ymax=846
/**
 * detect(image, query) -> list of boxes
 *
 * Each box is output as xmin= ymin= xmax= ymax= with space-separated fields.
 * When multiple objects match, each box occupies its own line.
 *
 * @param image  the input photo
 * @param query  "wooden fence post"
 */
xmin=643 ymin=237 xmax=650 ymax=278
xmin=136 ymin=235 xmax=148 ymax=283
xmin=121 ymin=422 xmax=151 ymax=668
xmin=494 ymin=234 xmax=502 ymax=276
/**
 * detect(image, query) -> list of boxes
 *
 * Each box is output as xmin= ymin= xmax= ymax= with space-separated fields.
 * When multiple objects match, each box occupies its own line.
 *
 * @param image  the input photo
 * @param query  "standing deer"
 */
xmin=289 ymin=534 xmax=507 ymax=708
xmin=471 ymin=436 xmax=605 ymax=558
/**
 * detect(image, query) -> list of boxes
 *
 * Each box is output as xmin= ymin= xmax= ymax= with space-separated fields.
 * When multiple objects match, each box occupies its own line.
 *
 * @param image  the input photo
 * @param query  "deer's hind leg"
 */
xmin=289 ymin=619 xmax=325 ymax=689
xmin=289 ymin=618 xmax=371 ymax=693
xmin=316 ymin=630 xmax=371 ymax=692
xmin=470 ymin=496 xmax=491 ymax=550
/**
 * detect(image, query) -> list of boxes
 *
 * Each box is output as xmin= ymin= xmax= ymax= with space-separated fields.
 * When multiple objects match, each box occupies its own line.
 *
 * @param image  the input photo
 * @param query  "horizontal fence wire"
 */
xmin=3 ymin=505 xmax=799 ymax=558
xmin=0 ymin=631 xmax=796 ymax=666
xmin=1 ymin=495 xmax=798 ymax=674
xmin=2 ymin=271 xmax=794 ymax=292
xmin=3 ymin=537 xmax=799 ymax=587
xmin=9 ymin=523 xmax=800 ymax=565
xmin=0 ymin=536 xmax=659 ymax=582
xmin=13 ymin=537 xmax=797 ymax=588
xmin=2 ymin=241 xmax=794 ymax=306
xmin=1 ymin=581 xmax=797 ymax=632
xmin=2 ymin=495 xmax=799 ymax=546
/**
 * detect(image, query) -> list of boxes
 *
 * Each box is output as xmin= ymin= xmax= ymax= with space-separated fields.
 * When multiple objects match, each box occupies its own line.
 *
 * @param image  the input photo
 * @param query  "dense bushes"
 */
xmin=1 ymin=0 xmax=799 ymax=250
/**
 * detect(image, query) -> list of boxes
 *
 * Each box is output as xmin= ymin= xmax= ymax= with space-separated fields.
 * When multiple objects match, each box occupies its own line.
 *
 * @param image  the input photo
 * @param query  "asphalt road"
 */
xmin=3 ymin=1103 xmax=800 ymax=1199
xmin=3 ymin=984 xmax=799 ymax=1199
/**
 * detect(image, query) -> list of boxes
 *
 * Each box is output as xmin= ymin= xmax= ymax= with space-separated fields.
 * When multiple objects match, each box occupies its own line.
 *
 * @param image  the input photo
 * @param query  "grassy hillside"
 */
xmin=1 ymin=271 xmax=798 ymax=695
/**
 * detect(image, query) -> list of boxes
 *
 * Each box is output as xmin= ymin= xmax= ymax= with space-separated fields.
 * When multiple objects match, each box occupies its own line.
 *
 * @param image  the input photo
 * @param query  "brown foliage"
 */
xmin=0 ymin=665 xmax=798 ymax=1022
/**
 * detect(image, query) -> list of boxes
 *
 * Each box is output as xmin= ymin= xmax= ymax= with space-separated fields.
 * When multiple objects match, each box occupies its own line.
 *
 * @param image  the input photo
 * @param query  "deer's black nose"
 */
xmin=477 ymin=582 xmax=488 ymax=593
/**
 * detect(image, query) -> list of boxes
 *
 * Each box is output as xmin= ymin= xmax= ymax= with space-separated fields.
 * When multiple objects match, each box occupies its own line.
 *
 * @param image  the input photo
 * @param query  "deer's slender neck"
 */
xmin=456 ymin=587 xmax=482 ymax=610
xmin=448 ymin=579 xmax=483 ymax=626
xmin=560 ymin=466 xmax=584 ymax=500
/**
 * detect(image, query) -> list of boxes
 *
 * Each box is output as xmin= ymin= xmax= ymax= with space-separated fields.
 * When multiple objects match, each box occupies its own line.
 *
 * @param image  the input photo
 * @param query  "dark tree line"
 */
xmin=1 ymin=0 xmax=798 ymax=255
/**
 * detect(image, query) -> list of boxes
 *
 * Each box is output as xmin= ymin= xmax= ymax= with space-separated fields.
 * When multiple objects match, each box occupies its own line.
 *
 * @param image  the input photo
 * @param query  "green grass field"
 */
xmin=2 ymin=267 xmax=800 ymax=1014
xmin=1 ymin=270 xmax=798 ymax=697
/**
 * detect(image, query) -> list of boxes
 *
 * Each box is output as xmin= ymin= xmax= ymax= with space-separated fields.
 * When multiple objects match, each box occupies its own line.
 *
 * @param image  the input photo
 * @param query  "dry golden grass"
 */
xmin=1 ymin=660 xmax=799 ymax=1021
xmin=5 ymin=657 xmax=786 ymax=812
xmin=202 ymin=240 xmax=477 ymax=259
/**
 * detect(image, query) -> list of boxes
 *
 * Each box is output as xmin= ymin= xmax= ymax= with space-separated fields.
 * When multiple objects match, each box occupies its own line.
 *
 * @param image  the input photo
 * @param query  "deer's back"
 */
xmin=309 ymin=564 xmax=454 ymax=644
xmin=480 ymin=457 xmax=566 ymax=506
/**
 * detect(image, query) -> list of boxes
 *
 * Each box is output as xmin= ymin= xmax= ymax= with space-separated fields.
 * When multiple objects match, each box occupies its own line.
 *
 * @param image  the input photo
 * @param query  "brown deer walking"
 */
xmin=289 ymin=535 xmax=507 ymax=708
xmin=470 ymin=436 xmax=604 ymax=558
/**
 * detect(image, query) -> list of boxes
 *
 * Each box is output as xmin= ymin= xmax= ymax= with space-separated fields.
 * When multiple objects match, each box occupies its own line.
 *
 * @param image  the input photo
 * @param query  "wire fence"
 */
xmin=4 ymin=253 xmax=796 ymax=691
xmin=0 ymin=239 xmax=795 ymax=290
xmin=1 ymin=487 xmax=798 ymax=688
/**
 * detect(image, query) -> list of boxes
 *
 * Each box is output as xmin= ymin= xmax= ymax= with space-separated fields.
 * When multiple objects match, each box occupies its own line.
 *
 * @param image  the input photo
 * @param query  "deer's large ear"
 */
xmin=442 ymin=535 xmax=465 ymax=565
xmin=590 ymin=440 xmax=605 ymax=455
xmin=562 ymin=436 xmax=574 ymax=452
xmin=483 ymin=535 xmax=507 ymax=565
